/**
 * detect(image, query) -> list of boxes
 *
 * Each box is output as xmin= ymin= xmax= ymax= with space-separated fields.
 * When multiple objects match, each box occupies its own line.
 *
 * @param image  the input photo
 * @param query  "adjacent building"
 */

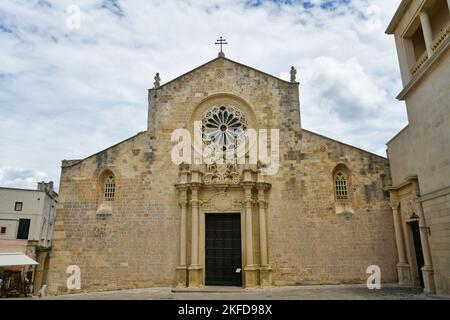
xmin=386 ymin=0 xmax=450 ymax=295
xmin=0 ymin=182 xmax=58 ymax=294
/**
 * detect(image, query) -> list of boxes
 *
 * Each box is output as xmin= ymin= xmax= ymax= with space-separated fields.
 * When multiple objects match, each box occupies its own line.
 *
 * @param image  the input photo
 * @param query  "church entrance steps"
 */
xmin=171 ymin=286 xmax=245 ymax=293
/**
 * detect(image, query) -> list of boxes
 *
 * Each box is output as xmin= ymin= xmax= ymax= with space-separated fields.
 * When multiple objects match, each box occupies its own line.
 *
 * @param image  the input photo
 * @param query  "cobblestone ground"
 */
xmin=36 ymin=284 xmax=449 ymax=300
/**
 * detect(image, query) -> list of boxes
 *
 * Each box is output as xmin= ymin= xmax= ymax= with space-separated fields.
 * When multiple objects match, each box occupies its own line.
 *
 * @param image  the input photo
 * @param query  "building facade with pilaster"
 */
xmin=386 ymin=0 xmax=450 ymax=296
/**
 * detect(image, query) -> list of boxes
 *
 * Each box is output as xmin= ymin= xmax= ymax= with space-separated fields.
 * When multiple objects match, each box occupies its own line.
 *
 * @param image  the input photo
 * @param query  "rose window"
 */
xmin=201 ymin=105 xmax=248 ymax=152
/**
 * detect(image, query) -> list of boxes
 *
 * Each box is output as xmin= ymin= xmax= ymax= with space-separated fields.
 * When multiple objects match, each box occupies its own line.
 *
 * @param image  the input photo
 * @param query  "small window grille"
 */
xmin=104 ymin=175 xmax=115 ymax=201
xmin=335 ymin=172 xmax=348 ymax=200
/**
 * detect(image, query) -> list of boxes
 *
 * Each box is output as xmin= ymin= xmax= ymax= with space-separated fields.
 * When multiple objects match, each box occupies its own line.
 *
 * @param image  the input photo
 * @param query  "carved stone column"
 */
xmin=176 ymin=186 xmax=188 ymax=287
xmin=243 ymin=186 xmax=257 ymax=288
xmin=257 ymin=185 xmax=271 ymax=287
xmin=188 ymin=168 xmax=202 ymax=287
xmin=419 ymin=10 xmax=434 ymax=57
xmin=390 ymin=201 xmax=411 ymax=284
xmin=176 ymin=164 xmax=189 ymax=287
xmin=242 ymin=167 xmax=257 ymax=288
xmin=414 ymin=197 xmax=436 ymax=293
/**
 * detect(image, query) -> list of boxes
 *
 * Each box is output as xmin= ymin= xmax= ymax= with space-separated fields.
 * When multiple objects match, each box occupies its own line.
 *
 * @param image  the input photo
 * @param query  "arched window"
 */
xmin=335 ymin=171 xmax=348 ymax=200
xmin=104 ymin=174 xmax=115 ymax=201
xmin=332 ymin=164 xmax=353 ymax=215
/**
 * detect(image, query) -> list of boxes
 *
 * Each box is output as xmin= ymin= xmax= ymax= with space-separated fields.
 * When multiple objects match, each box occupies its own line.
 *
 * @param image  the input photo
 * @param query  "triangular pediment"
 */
xmin=153 ymin=55 xmax=293 ymax=91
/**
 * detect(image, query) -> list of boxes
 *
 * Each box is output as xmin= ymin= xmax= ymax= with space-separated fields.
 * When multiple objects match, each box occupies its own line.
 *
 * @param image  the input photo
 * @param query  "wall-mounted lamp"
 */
xmin=409 ymin=212 xmax=431 ymax=235
xmin=409 ymin=212 xmax=420 ymax=222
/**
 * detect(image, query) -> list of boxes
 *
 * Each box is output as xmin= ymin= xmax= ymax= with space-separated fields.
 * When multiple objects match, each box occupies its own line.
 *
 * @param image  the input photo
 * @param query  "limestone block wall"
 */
xmin=268 ymin=130 xmax=397 ymax=285
xmin=47 ymin=132 xmax=181 ymax=293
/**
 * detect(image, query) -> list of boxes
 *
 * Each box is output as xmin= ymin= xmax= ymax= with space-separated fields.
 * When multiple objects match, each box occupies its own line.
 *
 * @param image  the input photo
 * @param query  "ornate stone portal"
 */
xmin=175 ymin=162 xmax=272 ymax=288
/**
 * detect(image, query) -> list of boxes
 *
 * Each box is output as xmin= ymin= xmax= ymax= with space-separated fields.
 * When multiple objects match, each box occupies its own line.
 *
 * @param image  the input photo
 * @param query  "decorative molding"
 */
xmin=96 ymin=202 xmax=113 ymax=218
xmin=200 ymin=191 xmax=243 ymax=212
xmin=385 ymin=175 xmax=419 ymax=191
xmin=419 ymin=185 xmax=450 ymax=203
xmin=204 ymin=163 xmax=241 ymax=185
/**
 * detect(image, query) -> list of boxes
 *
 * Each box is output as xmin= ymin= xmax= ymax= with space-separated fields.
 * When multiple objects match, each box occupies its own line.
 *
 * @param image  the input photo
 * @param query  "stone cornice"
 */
xmin=256 ymin=182 xmax=272 ymax=190
xmin=419 ymin=185 xmax=450 ymax=203
xmin=385 ymin=0 xmax=412 ymax=34
xmin=385 ymin=175 xmax=418 ymax=192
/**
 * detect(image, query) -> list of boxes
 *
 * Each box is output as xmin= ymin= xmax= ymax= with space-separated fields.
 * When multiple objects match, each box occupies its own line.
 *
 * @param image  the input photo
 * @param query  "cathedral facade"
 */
xmin=47 ymin=55 xmax=397 ymax=293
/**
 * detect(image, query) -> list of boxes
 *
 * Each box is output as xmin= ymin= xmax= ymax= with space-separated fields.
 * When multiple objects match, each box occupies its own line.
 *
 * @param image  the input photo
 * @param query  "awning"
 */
xmin=0 ymin=252 xmax=39 ymax=267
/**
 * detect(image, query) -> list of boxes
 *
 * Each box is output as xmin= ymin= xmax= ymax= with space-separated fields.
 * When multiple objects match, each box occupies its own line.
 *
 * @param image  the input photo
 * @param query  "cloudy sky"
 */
xmin=0 ymin=0 xmax=407 ymax=190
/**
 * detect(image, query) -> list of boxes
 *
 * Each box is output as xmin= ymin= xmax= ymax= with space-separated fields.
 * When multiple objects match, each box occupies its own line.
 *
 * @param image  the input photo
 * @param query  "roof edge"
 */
xmin=62 ymin=131 xmax=147 ymax=169
xmin=386 ymin=0 xmax=412 ymax=34
xmin=150 ymin=55 xmax=294 ymax=92
xmin=303 ymin=129 xmax=388 ymax=160
xmin=386 ymin=124 xmax=410 ymax=145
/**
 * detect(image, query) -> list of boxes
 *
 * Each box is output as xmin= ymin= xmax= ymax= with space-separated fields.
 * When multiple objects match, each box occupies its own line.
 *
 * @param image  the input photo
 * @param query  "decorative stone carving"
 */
xmin=200 ymin=191 xmax=243 ymax=212
xmin=290 ymin=66 xmax=297 ymax=83
xmin=204 ymin=163 xmax=241 ymax=185
xmin=216 ymin=69 xmax=225 ymax=79
xmin=153 ymin=73 xmax=161 ymax=88
xmin=201 ymin=105 xmax=248 ymax=152
xmin=213 ymin=192 xmax=233 ymax=211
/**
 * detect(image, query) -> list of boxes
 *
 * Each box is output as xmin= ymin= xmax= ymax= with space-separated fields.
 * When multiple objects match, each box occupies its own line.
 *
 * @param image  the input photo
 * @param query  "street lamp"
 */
xmin=409 ymin=212 xmax=431 ymax=235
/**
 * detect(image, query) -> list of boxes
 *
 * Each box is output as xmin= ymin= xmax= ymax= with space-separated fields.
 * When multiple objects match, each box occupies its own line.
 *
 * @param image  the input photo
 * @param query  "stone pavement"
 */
xmin=37 ymin=284 xmax=449 ymax=300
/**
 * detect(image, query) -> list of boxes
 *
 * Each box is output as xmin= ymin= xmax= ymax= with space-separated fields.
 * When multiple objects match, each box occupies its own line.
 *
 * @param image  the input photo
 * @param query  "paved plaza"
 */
xmin=35 ymin=284 xmax=449 ymax=300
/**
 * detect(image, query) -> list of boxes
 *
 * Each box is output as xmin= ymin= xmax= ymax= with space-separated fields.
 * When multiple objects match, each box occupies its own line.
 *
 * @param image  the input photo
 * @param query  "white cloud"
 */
xmin=0 ymin=166 xmax=48 ymax=189
xmin=0 ymin=0 xmax=406 ymax=190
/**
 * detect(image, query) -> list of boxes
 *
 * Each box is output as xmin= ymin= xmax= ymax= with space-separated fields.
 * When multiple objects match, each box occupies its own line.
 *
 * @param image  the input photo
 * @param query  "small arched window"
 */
xmin=335 ymin=171 xmax=348 ymax=200
xmin=332 ymin=164 xmax=353 ymax=215
xmin=104 ymin=175 xmax=115 ymax=201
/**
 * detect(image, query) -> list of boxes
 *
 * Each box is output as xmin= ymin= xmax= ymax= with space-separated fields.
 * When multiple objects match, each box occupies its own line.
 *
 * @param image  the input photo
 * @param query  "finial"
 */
xmin=154 ymin=72 xmax=161 ymax=88
xmin=290 ymin=66 xmax=297 ymax=83
xmin=215 ymin=36 xmax=228 ymax=57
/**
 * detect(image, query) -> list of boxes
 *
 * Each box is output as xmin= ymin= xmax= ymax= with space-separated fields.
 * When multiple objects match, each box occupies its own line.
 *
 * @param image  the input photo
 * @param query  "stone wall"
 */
xmin=47 ymin=56 xmax=397 ymax=293
xmin=422 ymin=191 xmax=450 ymax=295
xmin=269 ymin=130 xmax=397 ymax=285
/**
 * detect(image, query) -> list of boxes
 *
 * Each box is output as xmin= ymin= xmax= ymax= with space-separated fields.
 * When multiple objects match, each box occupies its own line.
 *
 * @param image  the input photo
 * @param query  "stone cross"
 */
xmin=154 ymin=73 xmax=161 ymax=88
xmin=290 ymin=66 xmax=297 ymax=83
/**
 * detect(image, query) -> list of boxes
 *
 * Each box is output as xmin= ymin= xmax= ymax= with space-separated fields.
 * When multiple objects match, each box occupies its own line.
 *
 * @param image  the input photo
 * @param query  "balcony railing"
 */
xmin=410 ymin=51 xmax=428 ymax=76
xmin=431 ymin=20 xmax=450 ymax=52
xmin=410 ymin=20 xmax=450 ymax=76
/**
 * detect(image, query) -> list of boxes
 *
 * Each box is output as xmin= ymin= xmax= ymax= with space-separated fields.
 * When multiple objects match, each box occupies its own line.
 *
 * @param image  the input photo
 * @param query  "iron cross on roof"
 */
xmin=215 ymin=36 xmax=228 ymax=56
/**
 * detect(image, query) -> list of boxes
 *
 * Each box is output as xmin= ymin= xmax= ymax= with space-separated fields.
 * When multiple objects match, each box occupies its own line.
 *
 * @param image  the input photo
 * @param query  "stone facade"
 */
xmin=386 ymin=0 xmax=450 ymax=296
xmin=47 ymin=56 xmax=397 ymax=294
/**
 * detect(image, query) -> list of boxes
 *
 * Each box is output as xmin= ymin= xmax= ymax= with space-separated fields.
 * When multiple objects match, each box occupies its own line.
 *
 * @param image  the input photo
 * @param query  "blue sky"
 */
xmin=0 ymin=0 xmax=405 ymax=190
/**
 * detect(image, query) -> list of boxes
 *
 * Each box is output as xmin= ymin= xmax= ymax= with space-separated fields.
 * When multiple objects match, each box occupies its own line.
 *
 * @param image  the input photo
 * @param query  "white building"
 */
xmin=0 ymin=182 xmax=58 ymax=295
xmin=0 ymin=182 xmax=57 ymax=246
